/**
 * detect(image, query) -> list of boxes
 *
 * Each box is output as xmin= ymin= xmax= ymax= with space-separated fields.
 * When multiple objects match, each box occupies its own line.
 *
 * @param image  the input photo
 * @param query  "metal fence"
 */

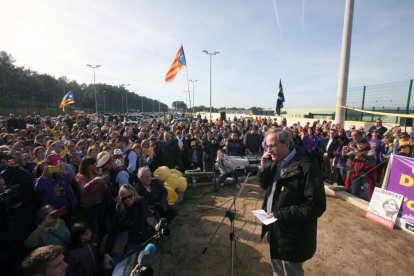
xmin=345 ymin=80 xmax=413 ymax=124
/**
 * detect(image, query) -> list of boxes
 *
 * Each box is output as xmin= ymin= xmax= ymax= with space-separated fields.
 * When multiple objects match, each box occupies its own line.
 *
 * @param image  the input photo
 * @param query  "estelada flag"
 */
xmin=165 ymin=46 xmax=187 ymax=84
xmin=276 ymin=80 xmax=285 ymax=115
xmin=60 ymin=91 xmax=74 ymax=111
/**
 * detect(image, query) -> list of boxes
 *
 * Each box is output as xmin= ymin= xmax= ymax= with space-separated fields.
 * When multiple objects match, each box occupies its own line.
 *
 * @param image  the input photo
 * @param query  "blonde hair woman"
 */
xmin=102 ymin=184 xmax=160 ymax=272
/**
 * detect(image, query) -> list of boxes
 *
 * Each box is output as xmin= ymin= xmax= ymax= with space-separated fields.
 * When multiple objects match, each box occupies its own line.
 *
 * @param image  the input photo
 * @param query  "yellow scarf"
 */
xmin=42 ymin=219 xmax=61 ymax=233
xmin=142 ymin=147 xmax=150 ymax=156
xmin=400 ymin=139 xmax=410 ymax=154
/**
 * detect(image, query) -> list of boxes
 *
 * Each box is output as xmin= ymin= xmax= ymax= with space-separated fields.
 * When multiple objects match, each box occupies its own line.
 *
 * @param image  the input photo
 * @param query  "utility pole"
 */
xmin=335 ymin=0 xmax=354 ymax=127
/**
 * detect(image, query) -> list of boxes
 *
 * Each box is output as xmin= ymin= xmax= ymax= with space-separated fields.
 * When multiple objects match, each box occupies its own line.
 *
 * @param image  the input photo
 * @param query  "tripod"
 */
xmin=202 ymin=172 xmax=252 ymax=276
xmin=203 ymin=170 xmax=226 ymax=197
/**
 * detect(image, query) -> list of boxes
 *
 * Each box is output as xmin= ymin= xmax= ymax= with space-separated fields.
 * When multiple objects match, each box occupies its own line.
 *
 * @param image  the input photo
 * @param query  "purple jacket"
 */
xmin=302 ymin=135 xmax=318 ymax=153
xmin=34 ymin=173 xmax=77 ymax=210
xmin=366 ymin=138 xmax=382 ymax=161
xmin=334 ymin=144 xmax=347 ymax=169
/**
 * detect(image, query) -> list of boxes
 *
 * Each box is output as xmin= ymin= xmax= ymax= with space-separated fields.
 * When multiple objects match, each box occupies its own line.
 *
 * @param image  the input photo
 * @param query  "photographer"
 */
xmin=24 ymin=205 xmax=71 ymax=253
xmin=134 ymin=167 xmax=177 ymax=224
xmin=33 ymin=161 xmax=77 ymax=226
xmin=103 ymin=184 xmax=161 ymax=272
xmin=216 ymin=149 xmax=240 ymax=189
xmin=0 ymin=187 xmax=35 ymax=276
xmin=75 ymin=157 xmax=108 ymax=236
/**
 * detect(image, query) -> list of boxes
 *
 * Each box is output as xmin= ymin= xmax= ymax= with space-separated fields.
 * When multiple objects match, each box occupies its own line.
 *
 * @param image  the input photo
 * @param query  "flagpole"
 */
xmin=183 ymin=43 xmax=192 ymax=114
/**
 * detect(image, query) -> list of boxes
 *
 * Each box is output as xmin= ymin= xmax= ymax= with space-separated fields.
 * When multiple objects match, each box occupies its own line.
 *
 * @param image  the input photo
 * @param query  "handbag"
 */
xmin=98 ymin=231 xmax=130 ymax=258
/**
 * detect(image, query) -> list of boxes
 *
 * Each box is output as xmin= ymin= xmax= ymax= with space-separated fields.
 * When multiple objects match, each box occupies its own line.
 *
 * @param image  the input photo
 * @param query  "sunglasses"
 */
xmin=121 ymin=194 xmax=134 ymax=202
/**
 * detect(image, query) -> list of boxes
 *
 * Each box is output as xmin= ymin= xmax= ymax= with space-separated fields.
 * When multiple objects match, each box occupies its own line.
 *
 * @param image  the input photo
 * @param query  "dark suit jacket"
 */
xmin=321 ymin=138 xmax=339 ymax=158
xmin=134 ymin=178 xmax=168 ymax=207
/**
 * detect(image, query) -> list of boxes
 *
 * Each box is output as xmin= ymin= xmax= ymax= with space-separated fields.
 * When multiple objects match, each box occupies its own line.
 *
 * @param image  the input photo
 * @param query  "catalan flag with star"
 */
xmin=165 ymin=45 xmax=187 ymax=84
xmin=60 ymin=91 xmax=74 ymax=111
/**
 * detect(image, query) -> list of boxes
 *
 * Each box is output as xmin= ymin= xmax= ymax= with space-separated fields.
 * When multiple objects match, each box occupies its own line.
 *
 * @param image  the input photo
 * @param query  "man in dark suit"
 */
xmin=157 ymin=132 xmax=181 ymax=169
xmin=321 ymin=129 xmax=340 ymax=184
xmin=134 ymin=167 xmax=177 ymax=224
xmin=368 ymin=119 xmax=388 ymax=136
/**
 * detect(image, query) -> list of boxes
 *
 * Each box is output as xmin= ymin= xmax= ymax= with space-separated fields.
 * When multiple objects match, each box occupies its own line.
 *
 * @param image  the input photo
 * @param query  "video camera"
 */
xmin=0 ymin=185 xmax=22 ymax=209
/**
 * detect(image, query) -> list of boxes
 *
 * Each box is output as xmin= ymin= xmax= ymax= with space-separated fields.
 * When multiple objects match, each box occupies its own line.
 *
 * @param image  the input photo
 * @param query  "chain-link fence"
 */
xmin=345 ymin=80 xmax=413 ymax=123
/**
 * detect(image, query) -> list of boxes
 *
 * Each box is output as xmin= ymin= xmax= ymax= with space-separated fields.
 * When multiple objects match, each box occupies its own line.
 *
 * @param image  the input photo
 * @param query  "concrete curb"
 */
xmin=323 ymin=183 xmax=369 ymax=211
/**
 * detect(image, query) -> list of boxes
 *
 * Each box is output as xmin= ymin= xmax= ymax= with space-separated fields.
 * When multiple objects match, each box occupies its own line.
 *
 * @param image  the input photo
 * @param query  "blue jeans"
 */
xmin=219 ymin=171 xmax=239 ymax=185
xmin=203 ymin=160 xmax=215 ymax=172
xmin=351 ymin=176 xmax=369 ymax=201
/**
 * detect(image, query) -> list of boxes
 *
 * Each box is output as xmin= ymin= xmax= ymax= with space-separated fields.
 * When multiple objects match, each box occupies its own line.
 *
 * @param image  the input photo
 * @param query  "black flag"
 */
xmin=276 ymin=79 xmax=285 ymax=115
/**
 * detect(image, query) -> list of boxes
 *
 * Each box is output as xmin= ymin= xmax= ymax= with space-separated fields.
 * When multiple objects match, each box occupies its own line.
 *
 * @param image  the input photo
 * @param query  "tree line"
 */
xmin=0 ymin=51 xmax=168 ymax=116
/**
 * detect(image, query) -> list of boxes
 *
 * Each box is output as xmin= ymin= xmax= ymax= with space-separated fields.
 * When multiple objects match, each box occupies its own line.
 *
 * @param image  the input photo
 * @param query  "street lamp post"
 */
xmin=183 ymin=91 xmax=188 ymax=113
xmin=86 ymin=64 xmax=101 ymax=113
xmin=139 ymin=93 xmax=145 ymax=113
xmin=121 ymin=96 xmax=124 ymax=114
xmin=203 ymin=50 xmax=219 ymax=122
xmin=103 ymin=91 xmax=106 ymax=113
xmin=189 ymin=79 xmax=198 ymax=114
xmin=121 ymin=84 xmax=130 ymax=114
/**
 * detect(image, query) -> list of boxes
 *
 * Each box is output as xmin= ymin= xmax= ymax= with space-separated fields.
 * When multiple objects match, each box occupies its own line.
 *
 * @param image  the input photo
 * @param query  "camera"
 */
xmin=0 ymin=185 xmax=22 ymax=209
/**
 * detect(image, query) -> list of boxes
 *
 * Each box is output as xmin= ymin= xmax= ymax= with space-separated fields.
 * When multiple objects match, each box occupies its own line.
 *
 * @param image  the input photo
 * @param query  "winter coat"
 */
xmin=257 ymin=145 xmax=326 ymax=262
xmin=156 ymin=140 xmax=181 ymax=169
xmin=104 ymin=200 xmax=158 ymax=254
xmin=66 ymin=233 xmax=100 ymax=276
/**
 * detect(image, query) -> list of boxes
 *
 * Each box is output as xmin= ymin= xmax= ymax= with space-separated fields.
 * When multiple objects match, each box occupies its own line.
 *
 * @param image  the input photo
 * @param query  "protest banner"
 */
xmin=366 ymin=187 xmax=403 ymax=228
xmin=382 ymin=155 xmax=414 ymax=234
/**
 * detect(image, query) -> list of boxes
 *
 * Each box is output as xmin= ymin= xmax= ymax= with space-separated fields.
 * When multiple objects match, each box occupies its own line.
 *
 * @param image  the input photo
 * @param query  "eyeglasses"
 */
xmin=121 ymin=194 xmax=134 ymax=202
xmin=265 ymin=142 xmax=281 ymax=151
xmin=372 ymin=130 xmax=379 ymax=133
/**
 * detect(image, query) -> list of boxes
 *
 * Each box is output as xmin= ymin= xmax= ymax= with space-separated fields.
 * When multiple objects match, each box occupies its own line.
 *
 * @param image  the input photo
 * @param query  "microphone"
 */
xmin=145 ymin=243 xmax=156 ymax=256
xmin=244 ymin=165 xmax=264 ymax=172
xmin=137 ymin=244 xmax=156 ymax=273
xmin=156 ymin=217 xmax=168 ymax=231
xmin=137 ymin=250 xmax=151 ymax=269
xmin=160 ymin=227 xmax=170 ymax=237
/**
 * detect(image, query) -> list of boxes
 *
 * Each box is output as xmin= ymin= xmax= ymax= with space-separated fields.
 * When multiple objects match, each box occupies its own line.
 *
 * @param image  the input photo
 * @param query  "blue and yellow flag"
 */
xmin=60 ymin=91 xmax=74 ymax=111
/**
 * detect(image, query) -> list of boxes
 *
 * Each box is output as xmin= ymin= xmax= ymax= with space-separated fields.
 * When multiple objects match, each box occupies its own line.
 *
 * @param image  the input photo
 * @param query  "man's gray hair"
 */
xmin=138 ymin=132 xmax=144 ymax=137
xmin=266 ymin=129 xmax=294 ymax=150
xmin=137 ymin=167 xmax=151 ymax=179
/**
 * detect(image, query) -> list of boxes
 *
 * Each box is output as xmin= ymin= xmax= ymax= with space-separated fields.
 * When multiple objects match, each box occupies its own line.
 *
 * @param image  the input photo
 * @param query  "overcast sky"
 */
xmin=1 ymin=0 xmax=413 ymax=109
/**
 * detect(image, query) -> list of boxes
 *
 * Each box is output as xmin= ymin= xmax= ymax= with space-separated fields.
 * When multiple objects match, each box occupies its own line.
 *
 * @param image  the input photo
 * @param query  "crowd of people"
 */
xmin=0 ymin=111 xmax=412 ymax=276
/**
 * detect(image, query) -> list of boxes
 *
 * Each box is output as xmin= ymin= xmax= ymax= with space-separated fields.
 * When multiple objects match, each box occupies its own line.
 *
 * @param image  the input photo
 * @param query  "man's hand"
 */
xmin=323 ymin=153 xmax=329 ymax=158
xmin=261 ymin=152 xmax=272 ymax=168
xmin=265 ymin=213 xmax=274 ymax=219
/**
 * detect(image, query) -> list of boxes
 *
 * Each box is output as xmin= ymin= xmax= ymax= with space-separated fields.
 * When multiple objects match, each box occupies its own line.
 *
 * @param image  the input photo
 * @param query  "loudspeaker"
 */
xmin=400 ymin=117 xmax=413 ymax=127
xmin=220 ymin=112 xmax=226 ymax=121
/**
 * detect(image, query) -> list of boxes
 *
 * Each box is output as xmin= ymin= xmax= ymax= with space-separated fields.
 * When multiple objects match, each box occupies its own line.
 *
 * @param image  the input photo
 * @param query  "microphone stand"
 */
xmin=203 ymin=169 xmax=226 ymax=197
xmin=201 ymin=172 xmax=252 ymax=276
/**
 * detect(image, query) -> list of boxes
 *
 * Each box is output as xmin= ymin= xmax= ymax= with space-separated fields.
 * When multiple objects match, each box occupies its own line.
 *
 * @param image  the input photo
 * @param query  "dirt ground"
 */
xmin=147 ymin=179 xmax=414 ymax=276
